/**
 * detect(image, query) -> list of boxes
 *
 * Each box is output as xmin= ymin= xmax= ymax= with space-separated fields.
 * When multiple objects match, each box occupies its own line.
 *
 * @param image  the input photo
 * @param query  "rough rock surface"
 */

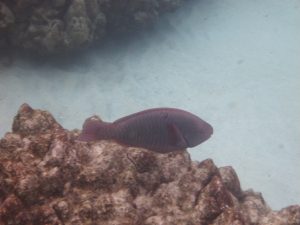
xmin=0 ymin=0 xmax=185 ymax=55
xmin=0 ymin=104 xmax=299 ymax=225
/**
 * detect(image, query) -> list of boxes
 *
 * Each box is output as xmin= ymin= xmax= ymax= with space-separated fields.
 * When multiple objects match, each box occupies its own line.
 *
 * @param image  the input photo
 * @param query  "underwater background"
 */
xmin=0 ymin=0 xmax=299 ymax=210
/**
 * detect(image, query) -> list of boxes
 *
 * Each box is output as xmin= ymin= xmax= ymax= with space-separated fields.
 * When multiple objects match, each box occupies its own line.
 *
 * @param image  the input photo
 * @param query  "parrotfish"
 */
xmin=77 ymin=108 xmax=213 ymax=153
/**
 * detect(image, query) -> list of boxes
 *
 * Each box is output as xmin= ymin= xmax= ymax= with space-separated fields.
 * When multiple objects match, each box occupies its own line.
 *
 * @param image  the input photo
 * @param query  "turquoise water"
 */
xmin=0 ymin=0 xmax=299 ymax=210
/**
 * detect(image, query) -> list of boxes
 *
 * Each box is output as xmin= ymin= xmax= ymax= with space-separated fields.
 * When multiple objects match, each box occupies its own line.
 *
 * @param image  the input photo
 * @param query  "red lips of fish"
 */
xmin=77 ymin=108 xmax=213 ymax=153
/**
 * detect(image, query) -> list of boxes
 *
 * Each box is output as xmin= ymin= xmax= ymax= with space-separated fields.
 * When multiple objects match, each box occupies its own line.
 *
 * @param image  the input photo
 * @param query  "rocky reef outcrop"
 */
xmin=0 ymin=104 xmax=299 ymax=225
xmin=0 ymin=0 xmax=185 ymax=55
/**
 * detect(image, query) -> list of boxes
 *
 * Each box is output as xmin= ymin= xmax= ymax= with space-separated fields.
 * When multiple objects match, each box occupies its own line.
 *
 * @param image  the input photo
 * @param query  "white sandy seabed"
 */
xmin=0 ymin=0 xmax=299 ymax=210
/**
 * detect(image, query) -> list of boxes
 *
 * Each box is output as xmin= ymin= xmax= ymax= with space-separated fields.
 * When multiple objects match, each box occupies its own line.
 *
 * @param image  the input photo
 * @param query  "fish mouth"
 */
xmin=184 ymin=123 xmax=213 ymax=147
xmin=202 ymin=123 xmax=214 ymax=142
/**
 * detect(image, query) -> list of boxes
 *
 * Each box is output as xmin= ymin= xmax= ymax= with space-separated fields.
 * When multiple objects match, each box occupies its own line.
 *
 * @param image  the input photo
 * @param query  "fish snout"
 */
xmin=184 ymin=122 xmax=213 ymax=147
xmin=202 ymin=122 xmax=213 ymax=142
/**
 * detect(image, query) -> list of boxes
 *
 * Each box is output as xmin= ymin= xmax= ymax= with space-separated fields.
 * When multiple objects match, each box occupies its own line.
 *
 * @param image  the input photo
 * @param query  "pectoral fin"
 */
xmin=167 ymin=123 xmax=188 ymax=148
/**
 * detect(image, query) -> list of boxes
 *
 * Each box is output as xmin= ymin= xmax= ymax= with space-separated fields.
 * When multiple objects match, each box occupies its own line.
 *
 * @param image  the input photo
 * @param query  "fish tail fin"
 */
xmin=77 ymin=116 xmax=103 ymax=142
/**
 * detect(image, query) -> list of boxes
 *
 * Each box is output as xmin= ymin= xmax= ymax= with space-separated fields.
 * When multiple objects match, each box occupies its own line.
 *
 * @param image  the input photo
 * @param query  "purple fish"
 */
xmin=77 ymin=108 xmax=213 ymax=153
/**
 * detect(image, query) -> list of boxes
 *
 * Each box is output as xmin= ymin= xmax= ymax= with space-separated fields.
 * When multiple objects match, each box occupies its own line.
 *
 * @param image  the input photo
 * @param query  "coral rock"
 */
xmin=0 ymin=2 xmax=14 ymax=29
xmin=0 ymin=0 xmax=186 ymax=55
xmin=0 ymin=104 xmax=299 ymax=225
